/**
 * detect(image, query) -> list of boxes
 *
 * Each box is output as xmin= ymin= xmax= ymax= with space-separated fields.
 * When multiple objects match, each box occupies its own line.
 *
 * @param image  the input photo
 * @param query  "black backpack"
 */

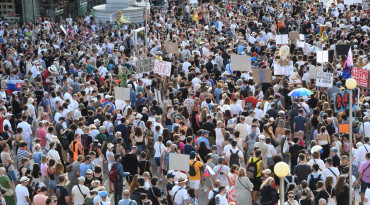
xmin=309 ymin=174 xmax=321 ymax=191
xmin=229 ymin=150 xmax=240 ymax=166
xmin=208 ymin=189 xmax=220 ymax=205
xmin=188 ymin=161 xmax=197 ymax=177
xmin=246 ymin=158 xmax=261 ymax=179
xmin=60 ymin=131 xmax=71 ymax=150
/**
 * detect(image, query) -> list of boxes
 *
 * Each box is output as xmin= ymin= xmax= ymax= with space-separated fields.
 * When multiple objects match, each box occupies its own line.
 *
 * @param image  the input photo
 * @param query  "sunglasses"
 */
xmin=87 ymin=173 xmax=92 ymax=175
xmin=288 ymin=196 xmax=295 ymax=199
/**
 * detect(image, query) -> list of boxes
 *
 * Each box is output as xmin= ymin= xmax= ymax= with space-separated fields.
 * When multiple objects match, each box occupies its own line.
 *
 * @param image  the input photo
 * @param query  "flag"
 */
xmin=318 ymin=25 xmax=325 ymax=37
xmin=5 ymin=80 xmax=23 ymax=95
xmin=203 ymin=165 xmax=215 ymax=177
xmin=342 ymin=48 xmax=353 ymax=79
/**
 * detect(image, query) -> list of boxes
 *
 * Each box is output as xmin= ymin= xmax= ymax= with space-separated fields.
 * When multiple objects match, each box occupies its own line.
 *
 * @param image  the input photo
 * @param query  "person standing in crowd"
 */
xmin=16 ymin=176 xmax=32 ymax=205
xmin=71 ymin=176 xmax=90 ymax=205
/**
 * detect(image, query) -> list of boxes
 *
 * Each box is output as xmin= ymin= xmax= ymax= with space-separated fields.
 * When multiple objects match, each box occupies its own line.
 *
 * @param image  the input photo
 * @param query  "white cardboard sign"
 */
xmin=316 ymin=72 xmax=333 ymax=88
xmin=114 ymin=87 xmax=130 ymax=101
xmin=231 ymin=55 xmax=251 ymax=71
xmin=276 ymin=34 xmax=289 ymax=44
xmin=316 ymin=51 xmax=329 ymax=63
xmin=154 ymin=60 xmax=172 ymax=77
xmin=273 ymin=61 xmax=294 ymax=76
xmin=169 ymin=153 xmax=190 ymax=171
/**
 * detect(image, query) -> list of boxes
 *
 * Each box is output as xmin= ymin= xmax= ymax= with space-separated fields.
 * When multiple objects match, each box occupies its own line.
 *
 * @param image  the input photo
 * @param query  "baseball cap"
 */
xmin=262 ymin=169 xmax=272 ymax=175
xmin=202 ymin=130 xmax=210 ymax=135
xmin=78 ymin=176 xmax=85 ymax=182
xmin=259 ymin=135 xmax=266 ymax=140
xmin=212 ymin=145 xmax=217 ymax=150
xmin=190 ymin=151 xmax=196 ymax=158
xmin=98 ymin=191 xmax=107 ymax=198
xmin=20 ymin=176 xmax=30 ymax=183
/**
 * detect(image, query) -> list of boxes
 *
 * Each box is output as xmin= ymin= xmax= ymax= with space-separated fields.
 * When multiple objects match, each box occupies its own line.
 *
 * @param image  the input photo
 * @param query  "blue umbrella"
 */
xmin=288 ymin=88 xmax=314 ymax=97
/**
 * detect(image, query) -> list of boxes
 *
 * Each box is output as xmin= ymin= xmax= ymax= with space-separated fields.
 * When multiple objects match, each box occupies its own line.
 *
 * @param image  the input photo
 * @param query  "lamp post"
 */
xmin=274 ymin=162 xmax=290 ymax=205
xmin=346 ymin=78 xmax=357 ymax=205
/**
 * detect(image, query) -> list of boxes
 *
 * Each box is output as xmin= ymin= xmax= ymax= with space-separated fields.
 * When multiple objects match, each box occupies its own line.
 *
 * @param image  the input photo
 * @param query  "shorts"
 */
xmin=189 ymin=180 xmax=200 ymax=190
xmin=361 ymin=180 xmax=370 ymax=193
xmin=49 ymin=179 xmax=57 ymax=189
xmin=252 ymin=177 xmax=262 ymax=191
xmin=155 ymin=157 xmax=161 ymax=167
xmin=7 ymin=171 xmax=16 ymax=182
xmin=162 ymin=169 xmax=167 ymax=175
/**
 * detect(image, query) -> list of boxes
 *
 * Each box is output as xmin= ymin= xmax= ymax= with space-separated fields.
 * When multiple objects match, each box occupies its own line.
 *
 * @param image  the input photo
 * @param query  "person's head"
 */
xmin=316 ymin=180 xmax=324 ymax=189
xmin=218 ymin=186 xmax=227 ymax=195
xmin=318 ymin=198 xmax=327 ymax=205
xmin=366 ymin=152 xmax=370 ymax=160
xmin=299 ymin=153 xmax=306 ymax=162
xmin=312 ymin=151 xmax=320 ymax=159
xmin=312 ymin=163 xmax=320 ymax=172
xmin=58 ymin=175 xmax=66 ymax=184
xmin=138 ymin=177 xmax=145 ymax=187
xmin=287 ymin=191 xmax=295 ymax=201
xmin=325 ymin=157 xmax=333 ymax=167
xmin=123 ymin=190 xmax=131 ymax=199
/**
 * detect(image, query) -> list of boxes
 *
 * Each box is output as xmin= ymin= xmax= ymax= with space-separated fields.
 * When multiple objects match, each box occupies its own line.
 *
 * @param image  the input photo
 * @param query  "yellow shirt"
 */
xmin=189 ymin=160 xmax=203 ymax=181
xmin=248 ymin=157 xmax=263 ymax=178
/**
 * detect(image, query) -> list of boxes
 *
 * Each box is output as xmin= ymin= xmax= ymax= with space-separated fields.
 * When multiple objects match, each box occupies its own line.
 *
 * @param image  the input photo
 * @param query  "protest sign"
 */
xmin=316 ymin=72 xmax=333 ymax=87
xmin=351 ymin=68 xmax=368 ymax=87
xmin=189 ymin=0 xmax=198 ymax=3
xmin=299 ymin=34 xmax=305 ymax=41
xmin=114 ymin=87 xmax=130 ymax=101
xmin=276 ymin=35 xmax=288 ymax=44
xmin=339 ymin=124 xmax=349 ymax=133
xmin=165 ymin=42 xmax=180 ymax=54
xmin=328 ymin=50 xmax=334 ymax=63
xmin=231 ymin=55 xmax=251 ymax=71
xmin=316 ymin=51 xmax=329 ymax=63
xmin=273 ymin=61 xmax=294 ymax=76
xmin=59 ymin=25 xmax=67 ymax=35
xmin=154 ymin=60 xmax=172 ymax=77
xmin=334 ymin=91 xmax=356 ymax=112
xmin=317 ymin=16 xmax=325 ymax=25
xmin=297 ymin=41 xmax=305 ymax=48
xmin=135 ymin=58 xmax=153 ymax=73
xmin=253 ymin=69 xmax=272 ymax=83
xmin=169 ymin=153 xmax=190 ymax=171
xmin=309 ymin=66 xmax=323 ymax=79
xmin=288 ymin=32 xmax=300 ymax=41
xmin=154 ymin=89 xmax=162 ymax=104
xmin=336 ymin=45 xmax=351 ymax=55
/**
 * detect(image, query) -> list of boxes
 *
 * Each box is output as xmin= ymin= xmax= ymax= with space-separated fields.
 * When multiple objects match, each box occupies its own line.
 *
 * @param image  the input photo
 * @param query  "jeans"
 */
xmin=114 ymin=179 xmax=124 ymax=205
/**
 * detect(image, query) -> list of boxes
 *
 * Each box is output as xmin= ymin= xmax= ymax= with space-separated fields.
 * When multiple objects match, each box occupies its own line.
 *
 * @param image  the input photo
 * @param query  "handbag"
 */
xmin=328 ymin=187 xmax=336 ymax=205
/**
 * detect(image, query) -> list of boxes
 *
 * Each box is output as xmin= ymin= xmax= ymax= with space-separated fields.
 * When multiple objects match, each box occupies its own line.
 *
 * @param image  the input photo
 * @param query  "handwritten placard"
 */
xmin=253 ymin=69 xmax=272 ymax=83
xmin=317 ymin=16 xmax=325 ymax=25
xmin=154 ymin=60 xmax=171 ymax=77
xmin=352 ymin=68 xmax=368 ymax=87
xmin=135 ymin=58 xmax=153 ymax=73
xmin=316 ymin=72 xmax=333 ymax=88
xmin=231 ymin=55 xmax=251 ymax=71
xmin=309 ymin=66 xmax=323 ymax=79
xmin=273 ymin=61 xmax=294 ymax=76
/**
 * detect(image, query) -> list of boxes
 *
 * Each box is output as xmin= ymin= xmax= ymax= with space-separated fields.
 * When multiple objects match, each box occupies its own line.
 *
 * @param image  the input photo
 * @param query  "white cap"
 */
xmin=258 ymin=135 xmax=266 ymax=140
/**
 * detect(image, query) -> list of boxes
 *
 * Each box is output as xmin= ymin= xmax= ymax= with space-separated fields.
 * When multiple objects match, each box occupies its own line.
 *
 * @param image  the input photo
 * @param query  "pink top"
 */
xmin=41 ymin=163 xmax=47 ymax=177
xmin=359 ymin=160 xmax=370 ymax=183
xmin=36 ymin=127 xmax=47 ymax=147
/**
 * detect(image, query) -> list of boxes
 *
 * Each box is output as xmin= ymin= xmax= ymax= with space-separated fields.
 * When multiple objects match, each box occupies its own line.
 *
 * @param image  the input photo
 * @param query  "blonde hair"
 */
xmin=237 ymin=167 xmax=247 ymax=177
xmin=260 ymin=177 xmax=275 ymax=190
xmin=41 ymin=156 xmax=48 ymax=164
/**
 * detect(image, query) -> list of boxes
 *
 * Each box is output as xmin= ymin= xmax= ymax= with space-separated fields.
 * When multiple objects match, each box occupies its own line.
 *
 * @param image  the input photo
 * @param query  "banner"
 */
xmin=135 ymin=58 xmax=153 ymax=73
xmin=5 ymin=80 xmax=23 ymax=95
xmin=114 ymin=87 xmax=130 ymax=101
xmin=316 ymin=72 xmax=333 ymax=87
xmin=276 ymin=34 xmax=289 ymax=44
xmin=154 ymin=60 xmax=171 ymax=76
xmin=334 ymin=91 xmax=356 ymax=112
xmin=273 ymin=61 xmax=294 ymax=76
xmin=352 ymin=68 xmax=368 ymax=87
xmin=231 ymin=55 xmax=251 ymax=71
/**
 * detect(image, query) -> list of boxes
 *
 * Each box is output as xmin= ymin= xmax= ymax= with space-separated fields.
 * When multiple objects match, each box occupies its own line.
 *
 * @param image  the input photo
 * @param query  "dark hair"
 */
xmin=151 ymin=177 xmax=158 ymax=186
xmin=138 ymin=177 xmax=145 ymax=186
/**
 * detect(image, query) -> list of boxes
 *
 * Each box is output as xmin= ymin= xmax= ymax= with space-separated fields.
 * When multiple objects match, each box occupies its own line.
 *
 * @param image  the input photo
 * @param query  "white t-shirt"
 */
xmin=47 ymin=149 xmax=61 ymax=162
xmin=72 ymin=184 xmax=90 ymax=205
xmin=154 ymin=142 xmax=165 ymax=158
xmin=235 ymin=123 xmax=248 ymax=139
xmin=45 ymin=133 xmax=53 ymax=150
xmin=322 ymin=167 xmax=340 ymax=186
xmin=16 ymin=184 xmax=29 ymax=205
xmin=171 ymin=185 xmax=189 ymax=205
xmin=230 ymin=104 xmax=243 ymax=116
xmin=307 ymin=158 xmax=325 ymax=173
xmin=266 ymin=144 xmax=276 ymax=157
xmin=215 ymin=194 xmax=228 ymax=205
xmin=213 ymin=165 xmax=230 ymax=186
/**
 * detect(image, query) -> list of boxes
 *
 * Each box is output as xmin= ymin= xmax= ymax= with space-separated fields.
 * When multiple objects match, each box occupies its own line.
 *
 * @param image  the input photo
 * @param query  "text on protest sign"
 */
xmin=135 ymin=58 xmax=153 ymax=73
xmin=316 ymin=72 xmax=333 ymax=88
xmin=273 ymin=61 xmax=294 ymax=76
xmin=351 ymin=68 xmax=368 ymax=87
xmin=154 ymin=60 xmax=172 ymax=77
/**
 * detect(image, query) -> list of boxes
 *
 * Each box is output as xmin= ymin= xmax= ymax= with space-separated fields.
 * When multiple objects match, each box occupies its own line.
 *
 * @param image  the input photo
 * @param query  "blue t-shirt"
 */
xmin=293 ymin=116 xmax=306 ymax=132
xmin=184 ymin=144 xmax=196 ymax=155
xmin=102 ymin=102 xmax=115 ymax=114
xmin=80 ymin=163 xmax=90 ymax=178
xmin=118 ymin=199 xmax=138 ymax=205
xmin=197 ymin=137 xmax=210 ymax=148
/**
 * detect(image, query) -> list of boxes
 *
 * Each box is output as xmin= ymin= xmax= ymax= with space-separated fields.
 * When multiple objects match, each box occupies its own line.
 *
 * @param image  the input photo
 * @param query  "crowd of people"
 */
xmin=0 ymin=0 xmax=368 ymax=204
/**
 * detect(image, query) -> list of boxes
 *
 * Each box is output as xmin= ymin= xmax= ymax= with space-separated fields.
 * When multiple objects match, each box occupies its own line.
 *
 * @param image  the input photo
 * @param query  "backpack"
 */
xmin=246 ymin=133 xmax=257 ymax=155
xmin=60 ymin=131 xmax=71 ymax=150
xmin=208 ymin=189 xmax=220 ymax=205
xmin=284 ymin=176 xmax=297 ymax=193
xmin=309 ymin=174 xmax=321 ymax=191
xmin=229 ymin=150 xmax=240 ymax=167
xmin=164 ymin=151 xmax=171 ymax=170
xmin=188 ymin=161 xmax=197 ymax=176
xmin=109 ymin=162 xmax=119 ymax=183
xmin=246 ymin=158 xmax=261 ymax=179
